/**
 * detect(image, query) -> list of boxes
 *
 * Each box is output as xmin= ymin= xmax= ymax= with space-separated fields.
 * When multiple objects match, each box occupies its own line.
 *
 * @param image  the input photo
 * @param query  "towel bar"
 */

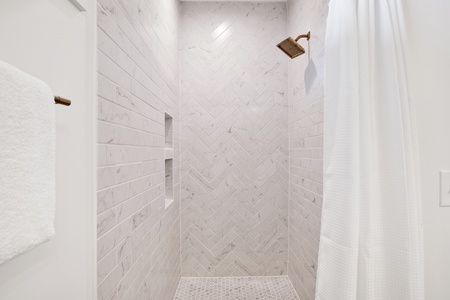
xmin=54 ymin=96 xmax=71 ymax=106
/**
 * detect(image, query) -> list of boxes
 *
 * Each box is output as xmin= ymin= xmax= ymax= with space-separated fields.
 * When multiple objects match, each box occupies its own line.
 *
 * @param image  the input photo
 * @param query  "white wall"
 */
xmin=405 ymin=1 xmax=450 ymax=299
xmin=0 ymin=1 xmax=96 ymax=299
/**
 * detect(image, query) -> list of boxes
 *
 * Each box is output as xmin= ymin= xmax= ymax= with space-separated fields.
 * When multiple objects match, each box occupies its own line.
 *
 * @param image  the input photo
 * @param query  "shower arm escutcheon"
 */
xmin=295 ymin=31 xmax=311 ymax=42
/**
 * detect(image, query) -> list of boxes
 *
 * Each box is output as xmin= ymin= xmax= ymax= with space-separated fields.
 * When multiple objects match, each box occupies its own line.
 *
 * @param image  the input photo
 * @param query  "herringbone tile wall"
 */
xmin=287 ymin=0 xmax=328 ymax=299
xmin=96 ymin=0 xmax=181 ymax=299
xmin=180 ymin=2 xmax=289 ymax=277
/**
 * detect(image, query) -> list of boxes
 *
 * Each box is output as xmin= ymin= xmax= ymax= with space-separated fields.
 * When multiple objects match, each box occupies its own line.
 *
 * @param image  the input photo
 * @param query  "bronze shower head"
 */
xmin=277 ymin=31 xmax=310 ymax=59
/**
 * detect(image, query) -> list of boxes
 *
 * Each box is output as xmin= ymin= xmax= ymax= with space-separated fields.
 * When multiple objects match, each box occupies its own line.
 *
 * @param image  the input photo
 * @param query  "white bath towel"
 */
xmin=0 ymin=60 xmax=55 ymax=265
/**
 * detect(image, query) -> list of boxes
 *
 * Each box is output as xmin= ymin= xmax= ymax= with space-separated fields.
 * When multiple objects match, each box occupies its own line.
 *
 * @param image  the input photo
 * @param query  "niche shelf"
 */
xmin=164 ymin=112 xmax=174 ymax=209
xmin=165 ymin=148 xmax=174 ymax=159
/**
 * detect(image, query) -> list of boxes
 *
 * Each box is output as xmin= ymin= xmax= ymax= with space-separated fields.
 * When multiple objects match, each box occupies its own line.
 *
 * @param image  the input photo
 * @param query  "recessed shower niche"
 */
xmin=164 ymin=159 xmax=173 ymax=209
xmin=165 ymin=112 xmax=173 ymax=148
xmin=164 ymin=112 xmax=174 ymax=209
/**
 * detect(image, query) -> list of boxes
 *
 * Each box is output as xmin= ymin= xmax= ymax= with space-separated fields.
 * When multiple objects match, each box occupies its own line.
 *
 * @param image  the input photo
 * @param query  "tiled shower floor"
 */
xmin=174 ymin=276 xmax=300 ymax=300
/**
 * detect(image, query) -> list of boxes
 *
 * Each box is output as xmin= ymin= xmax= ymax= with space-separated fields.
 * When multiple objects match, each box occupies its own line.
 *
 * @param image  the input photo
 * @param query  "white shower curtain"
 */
xmin=316 ymin=0 xmax=424 ymax=299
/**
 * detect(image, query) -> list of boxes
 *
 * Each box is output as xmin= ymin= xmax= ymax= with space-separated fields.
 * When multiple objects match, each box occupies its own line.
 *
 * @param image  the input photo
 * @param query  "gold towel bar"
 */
xmin=54 ymin=96 xmax=71 ymax=106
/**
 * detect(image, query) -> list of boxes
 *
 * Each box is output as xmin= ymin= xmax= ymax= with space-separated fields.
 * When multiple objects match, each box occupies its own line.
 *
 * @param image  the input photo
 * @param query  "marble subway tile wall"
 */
xmin=96 ymin=0 xmax=181 ymax=299
xmin=180 ymin=2 xmax=288 ymax=277
xmin=287 ymin=0 xmax=328 ymax=299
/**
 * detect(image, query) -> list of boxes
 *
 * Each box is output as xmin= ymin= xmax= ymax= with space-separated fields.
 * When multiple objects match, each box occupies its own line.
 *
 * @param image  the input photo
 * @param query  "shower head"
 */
xmin=277 ymin=31 xmax=310 ymax=59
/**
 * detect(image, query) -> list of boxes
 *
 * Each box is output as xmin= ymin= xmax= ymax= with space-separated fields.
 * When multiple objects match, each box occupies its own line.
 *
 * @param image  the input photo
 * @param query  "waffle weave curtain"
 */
xmin=316 ymin=0 xmax=424 ymax=299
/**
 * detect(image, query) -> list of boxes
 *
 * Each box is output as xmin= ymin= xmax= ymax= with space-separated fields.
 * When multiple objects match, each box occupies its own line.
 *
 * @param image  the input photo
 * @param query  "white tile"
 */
xmin=97 ymin=0 xmax=181 ymax=299
xmin=174 ymin=276 xmax=299 ymax=300
xmin=287 ymin=0 xmax=327 ymax=297
xmin=180 ymin=2 xmax=288 ymax=277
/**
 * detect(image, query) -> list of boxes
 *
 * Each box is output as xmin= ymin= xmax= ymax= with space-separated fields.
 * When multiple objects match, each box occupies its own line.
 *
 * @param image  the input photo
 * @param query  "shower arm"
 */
xmin=295 ymin=31 xmax=311 ymax=42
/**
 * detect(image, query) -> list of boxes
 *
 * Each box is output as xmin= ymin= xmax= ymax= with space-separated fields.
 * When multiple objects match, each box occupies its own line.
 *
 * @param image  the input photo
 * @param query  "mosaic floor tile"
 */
xmin=174 ymin=276 xmax=299 ymax=300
